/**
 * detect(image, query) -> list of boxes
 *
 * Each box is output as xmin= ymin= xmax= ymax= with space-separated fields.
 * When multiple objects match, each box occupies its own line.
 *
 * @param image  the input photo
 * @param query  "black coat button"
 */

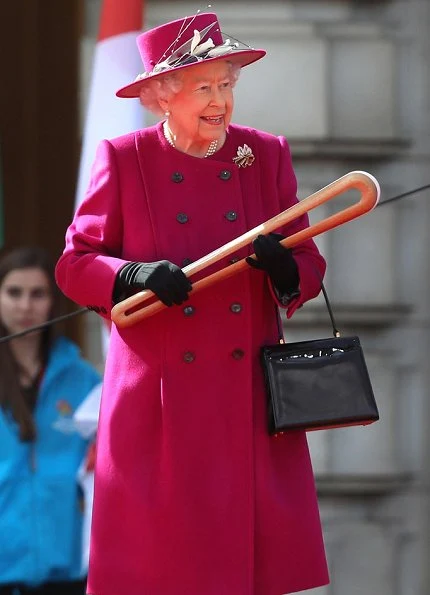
xmin=225 ymin=211 xmax=238 ymax=222
xmin=176 ymin=213 xmax=189 ymax=224
xmin=231 ymin=348 xmax=245 ymax=360
xmin=183 ymin=306 xmax=195 ymax=316
xmin=219 ymin=169 xmax=232 ymax=181
xmin=183 ymin=351 xmax=196 ymax=363
xmin=171 ymin=172 xmax=184 ymax=183
xmin=230 ymin=303 xmax=242 ymax=314
xmin=182 ymin=257 xmax=193 ymax=267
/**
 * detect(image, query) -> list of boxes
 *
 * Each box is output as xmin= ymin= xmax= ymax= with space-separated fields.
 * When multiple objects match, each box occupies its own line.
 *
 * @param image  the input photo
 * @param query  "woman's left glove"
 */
xmin=246 ymin=233 xmax=300 ymax=298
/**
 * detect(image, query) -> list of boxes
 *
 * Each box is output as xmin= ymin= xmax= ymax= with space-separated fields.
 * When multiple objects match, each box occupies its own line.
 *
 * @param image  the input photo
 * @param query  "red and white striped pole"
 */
xmin=75 ymin=0 xmax=144 ymax=210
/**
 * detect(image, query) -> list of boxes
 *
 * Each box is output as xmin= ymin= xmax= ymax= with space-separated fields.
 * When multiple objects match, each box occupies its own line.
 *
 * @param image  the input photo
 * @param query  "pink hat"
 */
xmin=116 ymin=12 xmax=266 ymax=98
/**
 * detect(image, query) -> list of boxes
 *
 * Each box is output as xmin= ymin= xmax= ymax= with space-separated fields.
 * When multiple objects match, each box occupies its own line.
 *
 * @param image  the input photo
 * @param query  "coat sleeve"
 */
xmin=272 ymin=135 xmax=326 ymax=318
xmin=55 ymin=140 xmax=129 ymax=319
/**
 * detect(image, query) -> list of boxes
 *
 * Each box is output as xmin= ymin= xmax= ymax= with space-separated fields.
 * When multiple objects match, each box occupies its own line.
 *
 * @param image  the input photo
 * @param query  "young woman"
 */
xmin=0 ymin=246 xmax=101 ymax=595
xmin=56 ymin=11 xmax=329 ymax=595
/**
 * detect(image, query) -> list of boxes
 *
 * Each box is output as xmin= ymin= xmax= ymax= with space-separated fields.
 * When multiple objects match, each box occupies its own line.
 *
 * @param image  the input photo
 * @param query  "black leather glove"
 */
xmin=113 ymin=260 xmax=192 ymax=307
xmin=246 ymin=233 xmax=300 ymax=297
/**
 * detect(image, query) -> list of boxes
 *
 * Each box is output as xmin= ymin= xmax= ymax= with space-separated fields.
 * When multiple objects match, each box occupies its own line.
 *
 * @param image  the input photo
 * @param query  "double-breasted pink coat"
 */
xmin=56 ymin=122 xmax=329 ymax=595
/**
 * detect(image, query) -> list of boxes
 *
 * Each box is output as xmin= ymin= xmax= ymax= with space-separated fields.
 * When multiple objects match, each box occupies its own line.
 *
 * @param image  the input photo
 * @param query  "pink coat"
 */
xmin=56 ymin=122 xmax=329 ymax=595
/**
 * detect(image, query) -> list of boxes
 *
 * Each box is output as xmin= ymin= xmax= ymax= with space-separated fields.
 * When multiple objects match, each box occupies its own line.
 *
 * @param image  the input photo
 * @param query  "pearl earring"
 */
xmin=165 ymin=110 xmax=170 ymax=117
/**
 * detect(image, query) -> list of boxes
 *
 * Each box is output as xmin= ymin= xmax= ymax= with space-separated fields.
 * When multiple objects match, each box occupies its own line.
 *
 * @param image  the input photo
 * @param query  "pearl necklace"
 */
xmin=163 ymin=121 xmax=218 ymax=158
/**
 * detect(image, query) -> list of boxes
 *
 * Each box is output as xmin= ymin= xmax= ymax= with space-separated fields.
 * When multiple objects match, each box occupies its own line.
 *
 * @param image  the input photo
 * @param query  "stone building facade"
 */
xmin=82 ymin=1 xmax=430 ymax=593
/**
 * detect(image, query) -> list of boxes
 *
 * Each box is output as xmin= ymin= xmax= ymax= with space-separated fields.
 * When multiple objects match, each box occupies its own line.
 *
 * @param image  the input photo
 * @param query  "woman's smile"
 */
xmin=201 ymin=115 xmax=224 ymax=125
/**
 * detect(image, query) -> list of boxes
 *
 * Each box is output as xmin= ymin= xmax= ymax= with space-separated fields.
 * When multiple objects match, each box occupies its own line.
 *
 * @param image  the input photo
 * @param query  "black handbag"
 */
xmin=261 ymin=282 xmax=379 ymax=435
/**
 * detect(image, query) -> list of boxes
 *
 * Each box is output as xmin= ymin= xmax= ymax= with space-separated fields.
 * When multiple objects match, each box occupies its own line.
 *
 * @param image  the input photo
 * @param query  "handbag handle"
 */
xmin=276 ymin=274 xmax=340 ymax=342
xmin=319 ymin=280 xmax=340 ymax=338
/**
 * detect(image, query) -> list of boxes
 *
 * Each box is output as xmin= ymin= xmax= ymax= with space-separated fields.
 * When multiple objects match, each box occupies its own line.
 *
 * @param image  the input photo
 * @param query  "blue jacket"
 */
xmin=0 ymin=337 xmax=101 ymax=586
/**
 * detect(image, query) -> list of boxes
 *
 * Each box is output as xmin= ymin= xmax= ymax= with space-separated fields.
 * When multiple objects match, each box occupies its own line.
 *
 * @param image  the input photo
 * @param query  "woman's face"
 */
xmin=163 ymin=60 xmax=234 ymax=146
xmin=0 ymin=268 xmax=53 ymax=335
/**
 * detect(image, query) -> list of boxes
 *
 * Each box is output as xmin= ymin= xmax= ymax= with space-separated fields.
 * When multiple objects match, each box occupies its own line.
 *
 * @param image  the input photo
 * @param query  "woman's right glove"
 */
xmin=113 ymin=260 xmax=192 ymax=307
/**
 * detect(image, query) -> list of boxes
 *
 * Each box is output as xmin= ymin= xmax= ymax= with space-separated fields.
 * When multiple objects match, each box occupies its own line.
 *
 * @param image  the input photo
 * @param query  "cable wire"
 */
xmin=0 ymin=181 xmax=429 ymax=344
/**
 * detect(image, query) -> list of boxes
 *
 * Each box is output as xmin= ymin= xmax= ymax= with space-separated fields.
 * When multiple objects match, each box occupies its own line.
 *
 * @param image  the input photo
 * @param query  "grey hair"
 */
xmin=139 ymin=61 xmax=241 ymax=117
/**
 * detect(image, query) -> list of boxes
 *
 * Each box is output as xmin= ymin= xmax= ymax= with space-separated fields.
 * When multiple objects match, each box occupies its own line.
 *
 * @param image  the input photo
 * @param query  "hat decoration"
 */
xmin=135 ymin=22 xmax=237 ymax=80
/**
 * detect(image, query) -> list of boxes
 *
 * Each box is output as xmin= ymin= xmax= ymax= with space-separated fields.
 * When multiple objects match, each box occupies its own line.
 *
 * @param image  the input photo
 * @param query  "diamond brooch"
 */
xmin=233 ymin=144 xmax=255 ymax=168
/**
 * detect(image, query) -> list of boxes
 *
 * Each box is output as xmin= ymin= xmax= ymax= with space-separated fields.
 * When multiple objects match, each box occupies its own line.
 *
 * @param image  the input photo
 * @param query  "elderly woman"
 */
xmin=56 ymin=11 xmax=329 ymax=595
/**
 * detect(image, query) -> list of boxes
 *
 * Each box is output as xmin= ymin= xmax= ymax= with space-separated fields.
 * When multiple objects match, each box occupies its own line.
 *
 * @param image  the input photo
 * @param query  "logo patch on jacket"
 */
xmin=52 ymin=399 xmax=76 ymax=434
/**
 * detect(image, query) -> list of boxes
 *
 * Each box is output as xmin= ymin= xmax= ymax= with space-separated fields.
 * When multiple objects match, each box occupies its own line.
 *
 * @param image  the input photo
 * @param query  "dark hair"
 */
xmin=0 ymin=246 xmax=60 ymax=441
